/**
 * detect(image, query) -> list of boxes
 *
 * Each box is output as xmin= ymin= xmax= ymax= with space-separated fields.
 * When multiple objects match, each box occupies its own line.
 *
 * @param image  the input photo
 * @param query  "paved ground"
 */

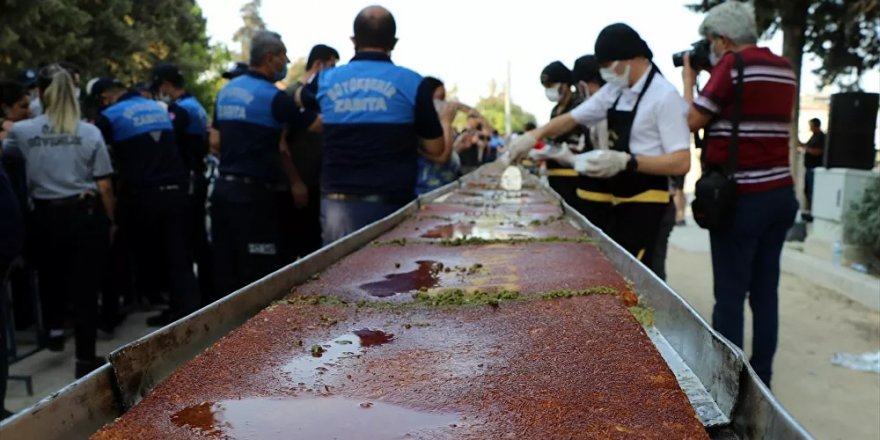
xmin=5 ymin=223 xmax=880 ymax=439
xmin=667 ymin=221 xmax=880 ymax=440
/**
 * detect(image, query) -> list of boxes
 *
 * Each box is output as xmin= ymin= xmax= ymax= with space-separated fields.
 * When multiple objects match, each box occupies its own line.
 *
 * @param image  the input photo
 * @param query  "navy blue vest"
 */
xmin=317 ymin=57 xmax=423 ymax=197
xmin=100 ymin=93 xmax=187 ymax=188
xmin=171 ymin=94 xmax=209 ymax=174
xmin=214 ymin=73 xmax=286 ymax=182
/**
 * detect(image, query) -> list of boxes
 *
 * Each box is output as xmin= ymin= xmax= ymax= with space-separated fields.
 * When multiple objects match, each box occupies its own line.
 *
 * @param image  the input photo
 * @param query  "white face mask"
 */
xmin=600 ymin=61 xmax=630 ymax=88
xmin=544 ymin=85 xmax=561 ymax=102
xmin=709 ymin=39 xmax=723 ymax=66
xmin=74 ymin=88 xmax=81 ymax=100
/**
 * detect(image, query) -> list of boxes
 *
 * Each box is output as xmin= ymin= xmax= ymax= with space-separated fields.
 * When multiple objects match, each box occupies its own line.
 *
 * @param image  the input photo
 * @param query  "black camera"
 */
xmin=673 ymin=39 xmax=713 ymax=71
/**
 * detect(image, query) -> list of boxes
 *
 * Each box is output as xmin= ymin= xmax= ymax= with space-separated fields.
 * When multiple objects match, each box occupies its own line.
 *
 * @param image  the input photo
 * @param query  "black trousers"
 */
xmin=190 ymin=176 xmax=215 ymax=304
xmin=1 ymin=256 xmax=12 ymax=410
xmin=287 ymin=189 xmax=323 ymax=259
xmin=211 ymin=180 xmax=284 ymax=298
xmin=607 ymin=202 xmax=668 ymax=266
xmin=118 ymin=188 xmax=199 ymax=318
xmin=31 ymin=199 xmax=109 ymax=361
xmin=650 ymin=201 xmax=677 ymax=280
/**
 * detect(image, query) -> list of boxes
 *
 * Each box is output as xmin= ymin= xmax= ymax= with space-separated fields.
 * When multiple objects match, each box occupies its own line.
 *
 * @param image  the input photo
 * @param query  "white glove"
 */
xmin=505 ymin=132 xmax=537 ymax=162
xmin=573 ymin=150 xmax=602 ymax=174
xmin=546 ymin=143 xmax=576 ymax=168
xmin=576 ymin=150 xmax=630 ymax=178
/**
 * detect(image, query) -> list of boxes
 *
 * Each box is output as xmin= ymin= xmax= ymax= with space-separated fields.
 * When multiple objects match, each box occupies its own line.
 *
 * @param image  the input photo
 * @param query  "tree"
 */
xmin=472 ymin=81 xmax=536 ymax=135
xmin=0 ymin=0 xmax=224 ymax=116
xmin=232 ymin=0 xmax=266 ymax=62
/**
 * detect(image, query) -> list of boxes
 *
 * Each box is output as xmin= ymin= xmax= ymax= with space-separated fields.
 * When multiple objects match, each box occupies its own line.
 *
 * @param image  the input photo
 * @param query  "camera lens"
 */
xmin=672 ymin=51 xmax=685 ymax=68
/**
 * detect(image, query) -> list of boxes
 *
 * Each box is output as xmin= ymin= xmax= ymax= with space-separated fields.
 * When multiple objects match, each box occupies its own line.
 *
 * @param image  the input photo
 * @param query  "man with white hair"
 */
xmin=683 ymin=1 xmax=798 ymax=387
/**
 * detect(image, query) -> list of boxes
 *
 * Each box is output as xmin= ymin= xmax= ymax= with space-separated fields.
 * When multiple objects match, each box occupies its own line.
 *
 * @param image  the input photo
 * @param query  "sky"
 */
xmin=198 ymin=0 xmax=880 ymax=125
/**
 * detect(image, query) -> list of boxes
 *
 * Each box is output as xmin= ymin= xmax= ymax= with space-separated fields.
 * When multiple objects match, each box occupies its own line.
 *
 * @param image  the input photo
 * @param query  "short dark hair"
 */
xmin=353 ymin=6 xmax=397 ymax=50
xmin=306 ymin=44 xmax=340 ymax=70
xmin=250 ymin=30 xmax=285 ymax=67
xmin=0 ymin=80 xmax=27 ymax=107
xmin=422 ymin=76 xmax=444 ymax=95
xmin=809 ymin=118 xmax=821 ymax=128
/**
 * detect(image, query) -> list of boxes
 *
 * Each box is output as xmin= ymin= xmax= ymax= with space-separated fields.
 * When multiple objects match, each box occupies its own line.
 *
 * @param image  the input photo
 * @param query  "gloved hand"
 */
xmin=575 ymin=150 xmax=630 ymax=178
xmin=546 ymin=143 xmax=576 ymax=168
xmin=504 ymin=132 xmax=537 ymax=162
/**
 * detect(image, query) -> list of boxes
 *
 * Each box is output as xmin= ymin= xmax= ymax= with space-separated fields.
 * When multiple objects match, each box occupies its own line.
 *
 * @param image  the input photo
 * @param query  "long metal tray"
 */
xmin=0 ymin=166 xmax=812 ymax=439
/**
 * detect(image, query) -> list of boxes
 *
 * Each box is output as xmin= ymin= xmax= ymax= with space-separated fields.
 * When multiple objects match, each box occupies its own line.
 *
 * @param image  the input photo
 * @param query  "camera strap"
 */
xmin=725 ymin=53 xmax=745 ymax=176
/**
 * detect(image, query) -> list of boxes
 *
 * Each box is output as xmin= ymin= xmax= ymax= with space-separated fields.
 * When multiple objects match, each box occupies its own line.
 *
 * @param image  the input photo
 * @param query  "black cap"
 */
xmin=222 ymin=62 xmax=249 ymax=79
xmin=88 ymin=77 xmax=125 ymax=99
xmin=572 ymin=55 xmax=605 ymax=85
xmin=16 ymin=68 xmax=39 ymax=88
xmin=594 ymin=23 xmax=653 ymax=63
xmin=540 ymin=61 xmax=572 ymax=85
xmin=149 ymin=63 xmax=184 ymax=91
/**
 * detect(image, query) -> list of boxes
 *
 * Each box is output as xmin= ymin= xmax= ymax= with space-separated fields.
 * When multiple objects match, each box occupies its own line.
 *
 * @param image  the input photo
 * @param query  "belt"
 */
xmin=576 ymin=189 xmax=669 ymax=206
xmin=33 ymin=195 xmax=82 ymax=208
xmin=324 ymin=192 xmax=412 ymax=205
xmin=546 ymin=168 xmax=579 ymax=177
xmin=219 ymin=174 xmax=288 ymax=192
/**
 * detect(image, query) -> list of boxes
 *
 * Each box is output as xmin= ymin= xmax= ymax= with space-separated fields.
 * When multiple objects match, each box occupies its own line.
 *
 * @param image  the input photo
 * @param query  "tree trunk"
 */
xmin=780 ymin=0 xmax=809 ymax=209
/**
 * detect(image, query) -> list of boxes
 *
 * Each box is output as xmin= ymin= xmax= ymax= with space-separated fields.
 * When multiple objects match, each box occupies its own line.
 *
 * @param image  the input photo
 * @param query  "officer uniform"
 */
xmin=212 ymin=71 xmax=317 ymax=296
xmin=167 ymin=92 xmax=214 ymax=302
xmin=96 ymin=91 xmax=200 ymax=321
xmin=4 ymin=114 xmax=113 ymax=371
xmin=570 ymin=27 xmax=690 ymax=264
xmin=303 ymin=51 xmax=443 ymax=244
xmin=0 ymin=165 xmax=23 ymax=411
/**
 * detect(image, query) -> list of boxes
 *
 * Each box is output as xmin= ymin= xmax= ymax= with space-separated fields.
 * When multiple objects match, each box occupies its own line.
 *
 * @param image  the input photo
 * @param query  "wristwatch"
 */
xmin=625 ymin=154 xmax=639 ymax=172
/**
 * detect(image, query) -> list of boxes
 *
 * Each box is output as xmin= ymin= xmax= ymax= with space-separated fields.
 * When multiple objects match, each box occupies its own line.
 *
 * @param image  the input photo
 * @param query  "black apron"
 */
xmin=602 ymin=66 xmax=671 ymax=263
xmin=546 ymin=98 xmax=585 ymax=211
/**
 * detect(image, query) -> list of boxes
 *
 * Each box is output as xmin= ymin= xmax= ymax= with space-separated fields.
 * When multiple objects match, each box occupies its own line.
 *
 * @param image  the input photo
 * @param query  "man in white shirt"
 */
xmin=508 ymin=23 xmax=690 ymax=264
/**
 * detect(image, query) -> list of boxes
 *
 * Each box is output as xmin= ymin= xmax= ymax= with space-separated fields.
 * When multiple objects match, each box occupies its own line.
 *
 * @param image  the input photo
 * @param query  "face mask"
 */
xmin=157 ymin=93 xmax=172 ymax=104
xmin=600 ymin=61 xmax=630 ymax=88
xmin=709 ymin=39 xmax=723 ymax=66
xmin=74 ymin=88 xmax=81 ymax=100
xmin=274 ymin=60 xmax=289 ymax=82
xmin=545 ymin=85 xmax=561 ymax=102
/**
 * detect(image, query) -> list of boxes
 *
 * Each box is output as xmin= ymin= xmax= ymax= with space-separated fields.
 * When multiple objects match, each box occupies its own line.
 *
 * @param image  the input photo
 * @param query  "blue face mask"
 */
xmin=275 ymin=62 xmax=288 ymax=82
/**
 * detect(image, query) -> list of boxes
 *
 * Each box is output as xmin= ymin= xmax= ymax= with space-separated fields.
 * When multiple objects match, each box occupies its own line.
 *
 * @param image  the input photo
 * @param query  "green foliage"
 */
xmin=0 ymin=0 xmax=233 ymax=117
xmin=843 ymin=176 xmax=880 ymax=259
xmin=686 ymin=0 xmax=880 ymax=89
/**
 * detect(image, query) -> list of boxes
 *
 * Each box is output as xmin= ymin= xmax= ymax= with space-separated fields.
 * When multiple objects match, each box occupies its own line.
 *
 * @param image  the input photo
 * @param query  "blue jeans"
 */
xmin=321 ymin=198 xmax=405 ymax=245
xmin=709 ymin=186 xmax=798 ymax=386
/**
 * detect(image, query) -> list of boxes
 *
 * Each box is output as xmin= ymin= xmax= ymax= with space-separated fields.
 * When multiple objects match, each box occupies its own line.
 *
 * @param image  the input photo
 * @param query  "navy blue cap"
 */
xmin=16 ymin=68 xmax=38 ymax=87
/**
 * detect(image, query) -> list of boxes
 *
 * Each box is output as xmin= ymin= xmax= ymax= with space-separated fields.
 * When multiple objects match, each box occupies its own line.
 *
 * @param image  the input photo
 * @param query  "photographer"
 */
xmin=683 ymin=1 xmax=797 ymax=387
xmin=508 ymin=23 xmax=690 ymax=265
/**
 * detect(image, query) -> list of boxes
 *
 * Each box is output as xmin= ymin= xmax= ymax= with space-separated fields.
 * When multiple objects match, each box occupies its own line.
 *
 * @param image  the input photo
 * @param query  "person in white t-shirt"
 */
xmin=507 ymin=23 xmax=690 ymax=264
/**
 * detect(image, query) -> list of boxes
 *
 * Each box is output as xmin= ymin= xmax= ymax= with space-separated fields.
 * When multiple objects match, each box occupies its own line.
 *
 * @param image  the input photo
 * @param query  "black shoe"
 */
xmin=75 ymin=356 xmax=107 ymax=379
xmin=1 ymin=408 xmax=14 ymax=421
xmin=146 ymin=310 xmax=175 ymax=327
xmin=46 ymin=334 xmax=65 ymax=352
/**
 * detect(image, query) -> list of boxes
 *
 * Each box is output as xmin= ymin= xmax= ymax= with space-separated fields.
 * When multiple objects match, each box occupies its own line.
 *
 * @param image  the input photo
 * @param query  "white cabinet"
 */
xmin=812 ymin=168 xmax=877 ymax=223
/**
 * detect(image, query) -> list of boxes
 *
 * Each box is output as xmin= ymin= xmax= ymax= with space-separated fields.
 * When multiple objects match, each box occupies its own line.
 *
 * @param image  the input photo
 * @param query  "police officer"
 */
xmin=4 ymin=65 xmax=114 ymax=377
xmin=508 ymin=23 xmax=691 ymax=264
xmin=211 ymin=31 xmax=320 ymax=297
xmin=149 ymin=63 xmax=214 ymax=302
xmin=302 ymin=5 xmax=457 ymax=244
xmin=93 ymin=77 xmax=200 ymax=326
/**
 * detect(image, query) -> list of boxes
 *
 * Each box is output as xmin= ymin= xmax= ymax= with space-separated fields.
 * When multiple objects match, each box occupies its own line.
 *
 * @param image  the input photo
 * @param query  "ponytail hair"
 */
xmin=38 ymin=64 xmax=80 ymax=135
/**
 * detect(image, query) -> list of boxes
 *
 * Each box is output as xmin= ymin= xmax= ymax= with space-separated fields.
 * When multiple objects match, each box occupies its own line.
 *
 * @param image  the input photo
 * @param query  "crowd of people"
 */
xmin=0 ymin=1 xmax=806 ymax=418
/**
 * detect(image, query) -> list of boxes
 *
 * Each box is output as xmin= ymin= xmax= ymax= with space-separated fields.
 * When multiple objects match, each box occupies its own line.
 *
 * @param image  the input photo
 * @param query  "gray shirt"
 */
xmin=3 ymin=115 xmax=113 ymax=200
